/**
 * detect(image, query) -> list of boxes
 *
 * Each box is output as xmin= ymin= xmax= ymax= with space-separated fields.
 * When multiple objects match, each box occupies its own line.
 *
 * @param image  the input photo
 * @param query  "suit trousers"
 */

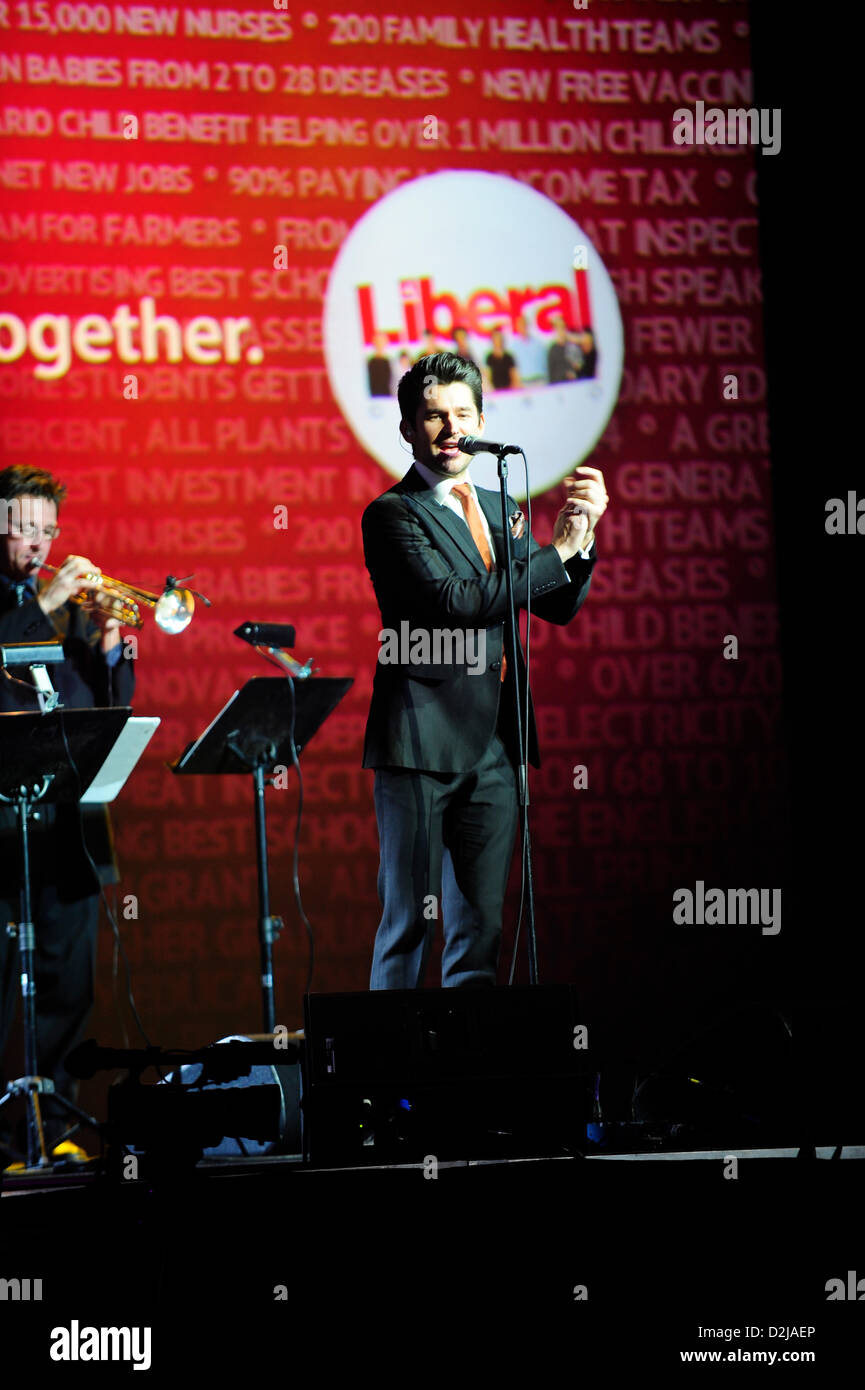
xmin=370 ymin=732 xmax=519 ymax=989
xmin=0 ymin=881 xmax=100 ymax=1151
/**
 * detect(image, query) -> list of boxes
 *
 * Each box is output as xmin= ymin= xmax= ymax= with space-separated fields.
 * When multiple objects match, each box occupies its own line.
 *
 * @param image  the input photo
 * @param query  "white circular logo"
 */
xmin=323 ymin=170 xmax=623 ymax=498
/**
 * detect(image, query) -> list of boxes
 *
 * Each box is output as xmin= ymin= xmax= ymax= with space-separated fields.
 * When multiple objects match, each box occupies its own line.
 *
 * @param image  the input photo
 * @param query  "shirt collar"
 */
xmin=412 ymin=458 xmax=476 ymax=505
xmin=0 ymin=572 xmax=37 ymax=596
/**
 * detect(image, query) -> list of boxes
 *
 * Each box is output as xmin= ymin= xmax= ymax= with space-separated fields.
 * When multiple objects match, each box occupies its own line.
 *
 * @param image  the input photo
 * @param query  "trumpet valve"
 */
xmin=95 ymin=590 xmax=143 ymax=628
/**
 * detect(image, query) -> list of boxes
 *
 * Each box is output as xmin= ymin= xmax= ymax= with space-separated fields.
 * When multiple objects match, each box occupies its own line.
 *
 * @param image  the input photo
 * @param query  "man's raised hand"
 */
xmin=552 ymin=466 xmax=609 ymax=561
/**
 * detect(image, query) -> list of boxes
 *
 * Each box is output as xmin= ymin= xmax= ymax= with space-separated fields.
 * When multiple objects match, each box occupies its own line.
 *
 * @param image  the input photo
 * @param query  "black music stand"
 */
xmin=171 ymin=677 xmax=353 ymax=1032
xmin=0 ymin=706 xmax=131 ymax=1169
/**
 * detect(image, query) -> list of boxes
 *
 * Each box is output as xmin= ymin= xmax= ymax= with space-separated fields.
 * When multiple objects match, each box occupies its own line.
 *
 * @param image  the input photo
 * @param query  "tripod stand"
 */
xmin=0 ymin=704 xmax=141 ymax=1170
xmin=0 ymin=779 xmax=104 ymax=1168
xmin=172 ymin=675 xmax=352 ymax=1031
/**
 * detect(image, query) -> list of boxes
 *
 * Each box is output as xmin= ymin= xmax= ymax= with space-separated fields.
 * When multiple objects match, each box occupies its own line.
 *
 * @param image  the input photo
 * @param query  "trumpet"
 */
xmin=39 ymin=563 xmax=196 ymax=634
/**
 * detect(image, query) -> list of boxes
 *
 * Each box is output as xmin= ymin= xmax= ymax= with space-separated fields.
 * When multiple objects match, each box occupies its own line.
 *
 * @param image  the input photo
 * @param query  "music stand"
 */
xmin=0 ymin=707 xmax=131 ymax=1169
xmin=171 ymin=676 xmax=353 ymax=1032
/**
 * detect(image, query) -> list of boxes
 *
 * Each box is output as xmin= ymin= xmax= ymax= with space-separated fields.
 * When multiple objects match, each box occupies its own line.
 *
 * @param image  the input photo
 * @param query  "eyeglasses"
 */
xmin=6 ymin=524 xmax=61 ymax=542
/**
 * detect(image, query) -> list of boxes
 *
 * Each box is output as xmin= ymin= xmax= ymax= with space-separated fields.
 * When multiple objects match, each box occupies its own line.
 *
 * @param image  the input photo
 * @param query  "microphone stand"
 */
xmin=495 ymin=449 xmax=539 ymax=986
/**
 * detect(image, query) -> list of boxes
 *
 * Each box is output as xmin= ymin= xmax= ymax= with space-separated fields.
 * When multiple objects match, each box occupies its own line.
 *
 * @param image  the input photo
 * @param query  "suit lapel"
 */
xmin=398 ymin=467 xmax=488 ymax=575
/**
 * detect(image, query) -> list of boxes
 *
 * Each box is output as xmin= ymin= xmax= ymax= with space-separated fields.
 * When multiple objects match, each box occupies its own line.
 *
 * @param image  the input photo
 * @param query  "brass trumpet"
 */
xmin=39 ymin=563 xmax=195 ymax=634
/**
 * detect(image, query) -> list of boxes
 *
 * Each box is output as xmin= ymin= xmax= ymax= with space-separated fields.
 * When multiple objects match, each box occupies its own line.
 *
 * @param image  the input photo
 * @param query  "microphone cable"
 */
xmin=507 ymin=449 xmax=533 ymax=986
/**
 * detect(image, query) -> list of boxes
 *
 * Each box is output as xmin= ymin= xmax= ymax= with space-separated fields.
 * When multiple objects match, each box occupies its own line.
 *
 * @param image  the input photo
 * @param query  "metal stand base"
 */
xmin=0 ymin=1075 xmax=100 ymax=1169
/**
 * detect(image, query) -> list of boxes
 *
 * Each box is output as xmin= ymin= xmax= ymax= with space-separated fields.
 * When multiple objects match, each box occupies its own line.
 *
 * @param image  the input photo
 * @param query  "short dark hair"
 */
xmin=397 ymin=352 xmax=483 ymax=424
xmin=0 ymin=465 xmax=66 ymax=508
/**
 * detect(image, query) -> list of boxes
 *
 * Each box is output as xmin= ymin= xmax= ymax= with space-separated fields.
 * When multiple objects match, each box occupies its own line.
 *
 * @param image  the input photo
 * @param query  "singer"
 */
xmin=361 ymin=352 xmax=608 ymax=988
xmin=0 ymin=465 xmax=135 ymax=1167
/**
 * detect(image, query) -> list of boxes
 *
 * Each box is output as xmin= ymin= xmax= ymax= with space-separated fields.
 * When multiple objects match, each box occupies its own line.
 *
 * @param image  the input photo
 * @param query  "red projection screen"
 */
xmin=0 ymin=0 xmax=785 ymax=1057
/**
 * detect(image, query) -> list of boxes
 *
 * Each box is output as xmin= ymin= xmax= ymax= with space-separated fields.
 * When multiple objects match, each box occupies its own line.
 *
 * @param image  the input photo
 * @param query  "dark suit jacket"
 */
xmin=0 ymin=585 xmax=135 ymax=893
xmin=361 ymin=466 xmax=595 ymax=773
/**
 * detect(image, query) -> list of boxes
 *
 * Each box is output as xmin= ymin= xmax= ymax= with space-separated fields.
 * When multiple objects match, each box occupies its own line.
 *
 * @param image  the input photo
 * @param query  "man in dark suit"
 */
xmin=0 ymin=465 xmax=135 ymax=1161
xmin=361 ymin=352 xmax=608 ymax=989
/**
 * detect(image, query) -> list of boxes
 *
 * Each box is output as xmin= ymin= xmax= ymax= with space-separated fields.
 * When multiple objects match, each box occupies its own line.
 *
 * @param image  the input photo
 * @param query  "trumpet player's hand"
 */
xmin=37 ymin=555 xmax=102 ymax=617
xmin=90 ymin=606 xmax=123 ymax=655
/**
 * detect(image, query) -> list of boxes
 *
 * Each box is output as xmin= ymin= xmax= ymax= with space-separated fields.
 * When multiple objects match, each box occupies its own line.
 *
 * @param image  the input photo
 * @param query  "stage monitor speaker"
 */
xmin=302 ymin=986 xmax=587 ymax=1167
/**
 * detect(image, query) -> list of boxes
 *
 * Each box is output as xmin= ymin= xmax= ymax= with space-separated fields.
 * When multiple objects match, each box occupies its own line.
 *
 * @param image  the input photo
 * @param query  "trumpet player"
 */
xmin=0 ymin=464 xmax=135 ymax=1168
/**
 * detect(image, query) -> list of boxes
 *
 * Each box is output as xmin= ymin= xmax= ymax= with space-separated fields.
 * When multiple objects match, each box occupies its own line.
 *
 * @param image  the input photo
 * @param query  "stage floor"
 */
xmin=2 ymin=1141 xmax=862 ymax=1375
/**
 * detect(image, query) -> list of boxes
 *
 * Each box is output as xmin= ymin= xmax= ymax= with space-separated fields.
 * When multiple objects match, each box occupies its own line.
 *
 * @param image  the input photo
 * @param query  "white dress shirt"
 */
xmin=413 ymin=459 xmax=496 ymax=561
xmin=412 ymin=458 xmax=592 ymax=566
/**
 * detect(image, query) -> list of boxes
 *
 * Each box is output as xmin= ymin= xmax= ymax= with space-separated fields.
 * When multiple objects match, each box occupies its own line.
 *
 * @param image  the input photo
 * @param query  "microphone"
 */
xmin=457 ymin=435 xmax=521 ymax=456
xmin=234 ymin=621 xmax=296 ymax=650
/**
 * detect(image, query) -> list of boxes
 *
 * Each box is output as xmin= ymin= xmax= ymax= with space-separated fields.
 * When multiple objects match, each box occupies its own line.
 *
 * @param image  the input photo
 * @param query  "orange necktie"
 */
xmin=451 ymin=483 xmax=506 ymax=681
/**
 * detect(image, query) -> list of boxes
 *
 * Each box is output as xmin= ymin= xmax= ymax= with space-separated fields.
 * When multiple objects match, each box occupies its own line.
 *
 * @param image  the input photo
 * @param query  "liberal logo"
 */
xmin=324 ymin=170 xmax=623 ymax=496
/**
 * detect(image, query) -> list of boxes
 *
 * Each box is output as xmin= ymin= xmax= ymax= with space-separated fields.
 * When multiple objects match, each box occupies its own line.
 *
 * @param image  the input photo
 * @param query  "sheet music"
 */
xmin=173 ymin=688 xmax=241 ymax=769
xmin=80 ymin=716 xmax=161 ymax=804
